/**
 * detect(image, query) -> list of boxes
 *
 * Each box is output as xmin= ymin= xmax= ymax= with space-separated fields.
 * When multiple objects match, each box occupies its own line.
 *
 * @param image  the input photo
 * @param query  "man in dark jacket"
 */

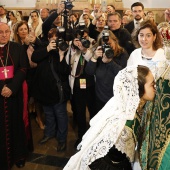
xmin=107 ymin=12 xmax=135 ymax=55
xmin=124 ymin=2 xmax=145 ymax=47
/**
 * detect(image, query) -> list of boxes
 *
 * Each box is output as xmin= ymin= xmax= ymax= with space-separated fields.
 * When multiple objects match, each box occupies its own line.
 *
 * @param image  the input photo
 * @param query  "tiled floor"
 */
xmin=12 ymin=102 xmax=85 ymax=170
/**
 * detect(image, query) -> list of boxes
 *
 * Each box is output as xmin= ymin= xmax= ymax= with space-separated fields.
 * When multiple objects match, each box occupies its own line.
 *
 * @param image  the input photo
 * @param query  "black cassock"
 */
xmin=0 ymin=41 xmax=28 ymax=169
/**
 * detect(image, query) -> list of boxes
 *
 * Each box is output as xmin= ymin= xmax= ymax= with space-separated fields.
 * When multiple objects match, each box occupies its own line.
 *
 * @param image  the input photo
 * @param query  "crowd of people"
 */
xmin=0 ymin=1 xmax=170 ymax=170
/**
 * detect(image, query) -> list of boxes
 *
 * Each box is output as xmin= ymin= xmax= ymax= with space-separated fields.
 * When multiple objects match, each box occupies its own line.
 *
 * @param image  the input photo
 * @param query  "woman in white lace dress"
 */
xmin=64 ymin=65 xmax=156 ymax=170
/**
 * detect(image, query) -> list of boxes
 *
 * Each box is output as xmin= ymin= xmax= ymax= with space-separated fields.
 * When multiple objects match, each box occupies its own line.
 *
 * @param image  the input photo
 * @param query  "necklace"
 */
xmin=141 ymin=49 xmax=156 ymax=59
xmin=0 ymin=42 xmax=10 ymax=78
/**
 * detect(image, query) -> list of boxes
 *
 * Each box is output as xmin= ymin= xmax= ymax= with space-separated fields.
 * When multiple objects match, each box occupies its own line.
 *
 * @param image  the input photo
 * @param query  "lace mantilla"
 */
xmin=64 ymin=66 xmax=140 ymax=170
xmin=115 ymin=126 xmax=136 ymax=162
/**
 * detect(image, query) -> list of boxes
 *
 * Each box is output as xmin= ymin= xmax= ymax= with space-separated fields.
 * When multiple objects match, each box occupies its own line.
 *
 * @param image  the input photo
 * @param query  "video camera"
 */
xmin=56 ymin=27 xmax=69 ymax=51
xmin=76 ymin=22 xmax=90 ymax=48
xmin=101 ymin=26 xmax=114 ymax=59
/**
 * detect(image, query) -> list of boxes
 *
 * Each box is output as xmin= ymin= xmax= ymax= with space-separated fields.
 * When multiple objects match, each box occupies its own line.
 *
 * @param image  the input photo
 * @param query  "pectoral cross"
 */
xmin=2 ymin=68 xmax=9 ymax=78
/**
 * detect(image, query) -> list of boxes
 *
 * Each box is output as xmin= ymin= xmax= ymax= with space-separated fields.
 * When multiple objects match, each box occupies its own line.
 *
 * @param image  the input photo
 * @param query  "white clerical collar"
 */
xmin=0 ymin=44 xmax=5 ymax=47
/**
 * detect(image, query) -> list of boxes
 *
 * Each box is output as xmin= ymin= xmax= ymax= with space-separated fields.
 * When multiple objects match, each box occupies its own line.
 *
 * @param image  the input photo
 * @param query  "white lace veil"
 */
xmin=28 ymin=11 xmax=43 ymax=37
xmin=11 ymin=10 xmax=21 ymax=22
xmin=64 ymin=65 xmax=140 ymax=170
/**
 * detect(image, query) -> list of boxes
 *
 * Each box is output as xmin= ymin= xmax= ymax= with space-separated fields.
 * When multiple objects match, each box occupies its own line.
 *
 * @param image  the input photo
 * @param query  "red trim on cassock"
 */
xmin=22 ymin=81 xmax=31 ymax=141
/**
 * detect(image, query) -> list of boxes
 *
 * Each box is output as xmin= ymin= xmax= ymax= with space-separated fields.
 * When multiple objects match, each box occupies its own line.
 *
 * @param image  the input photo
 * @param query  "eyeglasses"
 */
xmin=0 ymin=30 xmax=11 ymax=35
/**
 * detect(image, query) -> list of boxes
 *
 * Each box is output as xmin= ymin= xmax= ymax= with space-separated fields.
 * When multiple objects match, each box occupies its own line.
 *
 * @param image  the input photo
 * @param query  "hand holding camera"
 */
xmin=74 ymin=22 xmax=90 ymax=49
xmin=57 ymin=2 xmax=65 ymax=14
xmin=57 ymin=0 xmax=74 ymax=14
xmin=101 ymin=26 xmax=114 ymax=59
xmin=94 ymin=46 xmax=103 ymax=59
xmin=28 ymin=34 xmax=36 ymax=43
xmin=24 ymin=34 xmax=35 ymax=45
xmin=47 ymin=40 xmax=56 ymax=52
xmin=102 ymin=53 xmax=112 ymax=63
xmin=73 ymin=38 xmax=87 ymax=53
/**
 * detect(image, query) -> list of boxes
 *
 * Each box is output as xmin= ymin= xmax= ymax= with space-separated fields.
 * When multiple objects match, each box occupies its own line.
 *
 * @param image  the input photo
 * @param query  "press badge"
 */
xmin=80 ymin=79 xmax=86 ymax=89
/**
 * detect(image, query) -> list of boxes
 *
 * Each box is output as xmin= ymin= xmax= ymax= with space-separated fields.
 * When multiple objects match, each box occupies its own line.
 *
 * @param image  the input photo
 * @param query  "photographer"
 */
xmin=31 ymin=28 xmax=70 ymax=152
xmin=41 ymin=2 xmax=65 ymax=41
xmin=66 ymin=30 xmax=96 ymax=148
xmin=85 ymin=30 xmax=129 ymax=113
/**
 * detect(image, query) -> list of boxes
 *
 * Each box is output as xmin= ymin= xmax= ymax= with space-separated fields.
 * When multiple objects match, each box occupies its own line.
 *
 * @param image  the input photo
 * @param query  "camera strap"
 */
xmin=50 ymin=58 xmax=60 ymax=82
xmin=79 ymin=54 xmax=85 ymax=66
xmin=50 ymin=57 xmax=64 ymax=102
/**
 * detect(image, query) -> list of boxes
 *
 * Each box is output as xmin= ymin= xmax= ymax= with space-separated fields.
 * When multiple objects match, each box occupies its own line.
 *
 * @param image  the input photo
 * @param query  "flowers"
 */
xmin=158 ymin=22 xmax=170 ymax=46
xmin=157 ymin=22 xmax=170 ymax=60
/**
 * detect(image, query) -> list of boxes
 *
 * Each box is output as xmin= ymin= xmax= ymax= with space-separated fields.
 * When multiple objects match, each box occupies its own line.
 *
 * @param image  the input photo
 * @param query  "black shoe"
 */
xmin=39 ymin=136 xmax=52 ymax=145
xmin=15 ymin=159 xmax=25 ymax=168
xmin=74 ymin=138 xmax=81 ymax=149
xmin=57 ymin=142 xmax=66 ymax=152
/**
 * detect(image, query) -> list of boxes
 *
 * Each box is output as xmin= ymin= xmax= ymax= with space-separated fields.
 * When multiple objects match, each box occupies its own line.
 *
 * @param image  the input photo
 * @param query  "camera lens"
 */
xmin=105 ymin=48 xmax=114 ymax=59
xmin=58 ymin=41 xmax=69 ymax=51
xmin=56 ymin=39 xmax=69 ymax=51
xmin=102 ymin=44 xmax=114 ymax=59
xmin=81 ymin=39 xmax=90 ymax=48
xmin=102 ymin=35 xmax=109 ymax=43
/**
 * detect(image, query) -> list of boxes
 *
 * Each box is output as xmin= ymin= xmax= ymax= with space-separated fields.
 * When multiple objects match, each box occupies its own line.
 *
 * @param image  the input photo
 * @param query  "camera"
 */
xmin=62 ymin=0 xmax=74 ymax=10
xmin=101 ymin=26 xmax=114 ymax=59
xmin=56 ymin=27 xmax=69 ymax=51
xmin=76 ymin=22 xmax=90 ymax=48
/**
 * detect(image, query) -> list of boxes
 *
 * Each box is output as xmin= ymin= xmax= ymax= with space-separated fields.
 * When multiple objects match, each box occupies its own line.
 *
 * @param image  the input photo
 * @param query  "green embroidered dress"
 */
xmin=140 ymin=64 xmax=170 ymax=170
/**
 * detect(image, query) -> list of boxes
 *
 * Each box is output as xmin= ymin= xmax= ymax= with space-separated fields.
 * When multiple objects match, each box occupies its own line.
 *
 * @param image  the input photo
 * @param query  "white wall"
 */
xmin=122 ymin=0 xmax=169 ymax=9
xmin=0 ymin=0 xmax=36 ymax=8
xmin=1 ymin=0 xmax=169 ymax=9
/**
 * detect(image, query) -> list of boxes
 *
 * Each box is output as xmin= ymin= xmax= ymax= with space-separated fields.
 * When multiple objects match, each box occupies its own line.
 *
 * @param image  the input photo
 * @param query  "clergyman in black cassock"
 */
xmin=0 ymin=22 xmax=28 ymax=169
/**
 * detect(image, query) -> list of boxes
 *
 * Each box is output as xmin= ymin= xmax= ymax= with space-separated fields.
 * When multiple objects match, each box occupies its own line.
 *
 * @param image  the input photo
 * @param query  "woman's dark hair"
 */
xmin=137 ymin=65 xmax=150 ymax=98
xmin=69 ymin=13 xmax=77 ymax=18
xmin=136 ymin=20 xmax=163 ymax=50
xmin=30 ymin=10 xmax=39 ymax=17
xmin=48 ymin=28 xmax=59 ymax=39
xmin=9 ymin=11 xmax=15 ymax=17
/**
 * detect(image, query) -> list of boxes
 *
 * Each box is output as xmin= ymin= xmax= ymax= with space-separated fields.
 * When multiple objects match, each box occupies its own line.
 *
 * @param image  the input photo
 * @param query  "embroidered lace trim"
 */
xmin=115 ymin=126 xmax=136 ymax=162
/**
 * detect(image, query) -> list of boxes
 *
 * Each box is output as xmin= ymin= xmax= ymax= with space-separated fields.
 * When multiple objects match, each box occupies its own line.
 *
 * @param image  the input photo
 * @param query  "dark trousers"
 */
xmin=96 ymin=95 xmax=106 ymax=113
xmin=72 ymin=85 xmax=96 ymax=139
xmin=43 ymin=101 xmax=68 ymax=142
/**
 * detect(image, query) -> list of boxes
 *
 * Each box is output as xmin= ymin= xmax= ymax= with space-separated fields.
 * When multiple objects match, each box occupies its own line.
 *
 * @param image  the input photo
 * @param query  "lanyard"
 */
xmin=79 ymin=54 xmax=84 ymax=66
xmin=71 ymin=53 xmax=85 ymax=78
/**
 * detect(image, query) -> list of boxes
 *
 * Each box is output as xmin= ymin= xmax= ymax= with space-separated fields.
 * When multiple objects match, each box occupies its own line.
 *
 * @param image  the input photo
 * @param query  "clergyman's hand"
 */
xmin=1 ymin=86 xmax=12 ymax=98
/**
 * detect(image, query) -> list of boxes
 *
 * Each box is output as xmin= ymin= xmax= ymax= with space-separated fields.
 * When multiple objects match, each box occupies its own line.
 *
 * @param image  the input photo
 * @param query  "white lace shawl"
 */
xmin=28 ymin=12 xmax=43 ymax=37
xmin=64 ymin=65 xmax=140 ymax=170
